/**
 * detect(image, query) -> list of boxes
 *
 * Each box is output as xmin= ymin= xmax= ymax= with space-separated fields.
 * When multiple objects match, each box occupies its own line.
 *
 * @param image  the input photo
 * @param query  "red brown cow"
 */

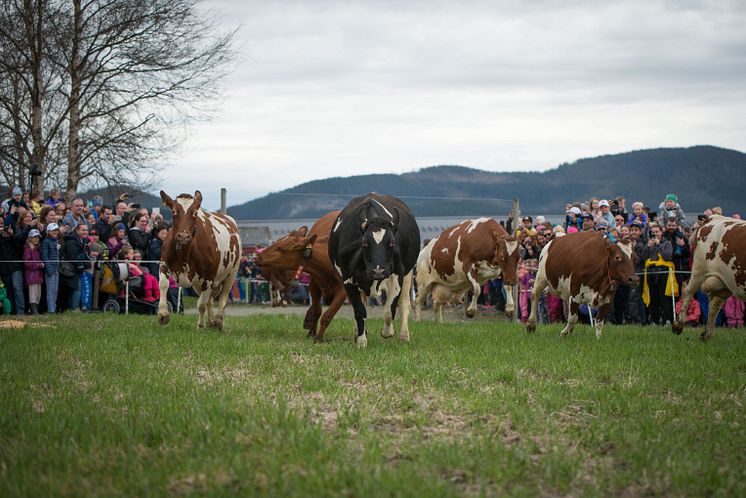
xmin=415 ymin=218 xmax=519 ymax=322
xmin=255 ymin=211 xmax=346 ymax=342
xmin=157 ymin=190 xmax=241 ymax=330
xmin=526 ymin=231 xmax=638 ymax=338
xmin=673 ymin=215 xmax=746 ymax=341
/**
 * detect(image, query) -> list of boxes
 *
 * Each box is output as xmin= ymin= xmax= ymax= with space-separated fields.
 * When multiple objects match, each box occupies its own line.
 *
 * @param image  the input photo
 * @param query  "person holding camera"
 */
xmin=662 ymin=216 xmax=690 ymax=288
xmin=642 ymin=223 xmax=674 ymax=325
xmin=657 ymin=194 xmax=686 ymax=226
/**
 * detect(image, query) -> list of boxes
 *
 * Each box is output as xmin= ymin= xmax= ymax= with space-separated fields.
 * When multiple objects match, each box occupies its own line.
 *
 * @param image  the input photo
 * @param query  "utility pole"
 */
xmin=220 ymin=188 xmax=227 ymax=215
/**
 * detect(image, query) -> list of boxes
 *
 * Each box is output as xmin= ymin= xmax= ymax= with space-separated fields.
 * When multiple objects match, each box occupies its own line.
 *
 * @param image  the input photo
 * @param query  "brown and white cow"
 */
xmin=157 ymin=190 xmax=241 ymax=330
xmin=526 ymin=230 xmax=638 ymax=338
xmin=415 ymin=218 xmax=519 ymax=322
xmin=672 ymin=215 xmax=746 ymax=341
xmin=255 ymin=211 xmax=346 ymax=342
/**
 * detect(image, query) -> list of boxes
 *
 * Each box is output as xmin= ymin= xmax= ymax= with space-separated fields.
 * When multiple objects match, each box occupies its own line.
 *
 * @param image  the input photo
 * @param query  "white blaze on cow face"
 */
xmin=506 ymin=240 xmax=518 ymax=255
xmin=372 ymin=229 xmax=386 ymax=244
xmin=176 ymin=197 xmax=196 ymax=214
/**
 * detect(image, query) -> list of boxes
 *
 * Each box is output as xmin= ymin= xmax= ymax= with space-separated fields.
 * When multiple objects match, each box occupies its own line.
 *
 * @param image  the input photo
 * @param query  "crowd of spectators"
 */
xmin=0 ymin=186 xmax=172 ymax=315
xmin=495 ymin=194 xmax=744 ymax=329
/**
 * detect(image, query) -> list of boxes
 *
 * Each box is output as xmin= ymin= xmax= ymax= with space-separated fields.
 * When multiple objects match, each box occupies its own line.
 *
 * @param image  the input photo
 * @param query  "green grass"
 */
xmin=1 ymin=312 xmax=745 ymax=497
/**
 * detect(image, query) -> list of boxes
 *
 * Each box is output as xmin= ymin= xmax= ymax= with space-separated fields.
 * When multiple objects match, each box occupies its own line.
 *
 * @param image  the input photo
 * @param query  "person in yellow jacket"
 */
xmin=641 ymin=223 xmax=674 ymax=325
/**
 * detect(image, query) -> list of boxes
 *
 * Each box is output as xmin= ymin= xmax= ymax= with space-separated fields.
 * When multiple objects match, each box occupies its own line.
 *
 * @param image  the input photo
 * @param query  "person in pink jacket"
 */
xmin=23 ymin=229 xmax=44 ymax=315
xmin=724 ymin=296 xmax=744 ymax=328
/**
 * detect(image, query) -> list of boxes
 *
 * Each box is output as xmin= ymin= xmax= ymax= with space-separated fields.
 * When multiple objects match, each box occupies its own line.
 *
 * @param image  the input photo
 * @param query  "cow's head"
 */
xmin=255 ymin=226 xmax=318 ymax=270
xmin=359 ymin=205 xmax=399 ymax=281
xmin=608 ymin=238 xmax=639 ymax=286
xmin=491 ymin=231 xmax=520 ymax=286
xmin=160 ymin=190 xmax=202 ymax=246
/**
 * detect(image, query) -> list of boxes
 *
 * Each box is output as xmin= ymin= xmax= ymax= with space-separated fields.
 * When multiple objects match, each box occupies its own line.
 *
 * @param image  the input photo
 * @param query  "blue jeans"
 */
xmin=11 ymin=270 xmax=25 ymax=315
xmin=66 ymin=274 xmax=81 ymax=311
xmin=80 ymin=272 xmax=93 ymax=310
xmin=45 ymin=273 xmax=59 ymax=313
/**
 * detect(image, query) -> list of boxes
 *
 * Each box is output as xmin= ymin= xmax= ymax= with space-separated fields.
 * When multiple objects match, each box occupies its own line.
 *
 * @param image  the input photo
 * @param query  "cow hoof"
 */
xmin=356 ymin=335 xmax=368 ymax=349
xmin=671 ymin=321 xmax=684 ymax=335
xmin=526 ymin=322 xmax=535 ymax=334
xmin=399 ymin=332 xmax=410 ymax=343
xmin=158 ymin=314 xmax=170 ymax=326
xmin=381 ymin=326 xmax=394 ymax=338
xmin=700 ymin=331 xmax=711 ymax=342
xmin=465 ymin=308 xmax=476 ymax=319
xmin=313 ymin=335 xmax=325 ymax=344
xmin=505 ymin=310 xmax=513 ymax=320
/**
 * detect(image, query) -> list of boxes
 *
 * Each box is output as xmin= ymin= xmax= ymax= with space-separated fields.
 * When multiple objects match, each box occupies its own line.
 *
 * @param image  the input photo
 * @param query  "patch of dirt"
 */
xmin=0 ymin=319 xmax=53 ymax=329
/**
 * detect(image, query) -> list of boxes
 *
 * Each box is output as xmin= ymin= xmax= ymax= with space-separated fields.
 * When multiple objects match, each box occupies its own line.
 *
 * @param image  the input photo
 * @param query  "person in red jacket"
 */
xmin=23 ymin=229 xmax=44 ymax=314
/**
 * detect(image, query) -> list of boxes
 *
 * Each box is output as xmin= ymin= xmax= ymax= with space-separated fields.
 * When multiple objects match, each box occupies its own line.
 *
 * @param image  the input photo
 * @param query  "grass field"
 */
xmin=1 ymin=310 xmax=745 ymax=497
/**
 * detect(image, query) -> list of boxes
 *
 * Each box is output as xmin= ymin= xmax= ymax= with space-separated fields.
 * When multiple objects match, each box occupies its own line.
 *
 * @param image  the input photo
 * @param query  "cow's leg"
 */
xmin=594 ymin=302 xmax=612 ymax=339
xmin=503 ymin=283 xmax=515 ymax=319
xmin=157 ymin=272 xmax=171 ymax=325
xmin=346 ymin=284 xmax=368 ymax=348
xmin=414 ymin=280 xmax=432 ymax=323
xmin=560 ymin=300 xmax=580 ymax=337
xmin=316 ymin=289 xmax=346 ymax=343
xmin=304 ymin=283 xmax=322 ymax=337
xmin=526 ymin=274 xmax=549 ymax=334
xmin=196 ymin=290 xmax=210 ymax=329
xmin=672 ymin=273 xmax=704 ymax=335
xmin=398 ymin=271 xmax=413 ymax=342
xmin=433 ymin=300 xmax=443 ymax=322
xmin=702 ymin=293 xmax=727 ymax=342
xmin=465 ymin=269 xmax=481 ymax=318
xmin=212 ymin=276 xmax=235 ymax=331
xmin=381 ymin=275 xmax=401 ymax=338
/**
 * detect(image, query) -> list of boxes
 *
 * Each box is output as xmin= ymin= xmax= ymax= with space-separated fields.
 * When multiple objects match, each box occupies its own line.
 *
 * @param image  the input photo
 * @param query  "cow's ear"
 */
xmin=192 ymin=190 xmax=202 ymax=212
xmin=491 ymin=229 xmax=500 ymax=242
xmin=160 ymin=190 xmax=174 ymax=208
xmin=305 ymin=234 xmax=318 ymax=247
xmin=358 ymin=207 xmax=368 ymax=231
xmin=392 ymin=207 xmax=400 ymax=227
xmin=297 ymin=226 xmax=308 ymax=237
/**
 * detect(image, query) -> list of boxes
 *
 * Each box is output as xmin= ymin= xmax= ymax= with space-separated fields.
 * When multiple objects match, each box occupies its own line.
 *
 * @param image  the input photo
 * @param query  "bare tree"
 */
xmin=57 ymin=0 xmax=235 ymax=200
xmin=0 ymin=0 xmax=235 ymax=200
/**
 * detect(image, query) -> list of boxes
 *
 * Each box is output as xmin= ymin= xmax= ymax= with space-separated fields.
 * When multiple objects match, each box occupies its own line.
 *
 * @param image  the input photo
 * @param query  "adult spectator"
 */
xmin=658 ymin=194 xmax=686 ymax=225
xmin=597 ymin=200 xmax=616 ymax=227
xmin=39 ymin=205 xmax=59 ymax=234
xmin=661 ymin=216 xmax=690 ymax=289
xmin=642 ymin=223 xmax=674 ymax=325
xmin=62 ymin=198 xmax=91 ymax=231
xmin=62 ymin=223 xmax=91 ymax=312
xmin=0 ymin=217 xmax=25 ymax=314
xmin=128 ymin=211 xmax=151 ymax=255
xmin=627 ymin=221 xmax=646 ymax=324
xmin=94 ymin=205 xmax=115 ymax=241
xmin=147 ymin=223 xmax=169 ymax=277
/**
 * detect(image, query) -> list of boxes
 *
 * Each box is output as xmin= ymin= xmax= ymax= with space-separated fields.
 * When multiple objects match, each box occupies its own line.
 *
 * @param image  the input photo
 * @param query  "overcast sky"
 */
xmin=161 ymin=0 xmax=746 ymax=210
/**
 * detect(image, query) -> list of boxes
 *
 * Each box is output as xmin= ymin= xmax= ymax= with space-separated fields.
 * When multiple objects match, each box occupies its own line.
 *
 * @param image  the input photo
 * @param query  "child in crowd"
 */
xmin=23 ymin=229 xmax=44 ymax=315
xmin=41 ymin=223 xmax=61 ymax=313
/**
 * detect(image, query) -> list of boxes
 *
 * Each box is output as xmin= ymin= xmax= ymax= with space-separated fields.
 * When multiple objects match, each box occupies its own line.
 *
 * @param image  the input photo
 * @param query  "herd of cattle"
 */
xmin=154 ymin=190 xmax=746 ymax=346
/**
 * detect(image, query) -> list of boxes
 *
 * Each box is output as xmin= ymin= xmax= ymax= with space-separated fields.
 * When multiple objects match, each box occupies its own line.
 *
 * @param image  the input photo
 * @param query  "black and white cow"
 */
xmin=328 ymin=193 xmax=421 ymax=348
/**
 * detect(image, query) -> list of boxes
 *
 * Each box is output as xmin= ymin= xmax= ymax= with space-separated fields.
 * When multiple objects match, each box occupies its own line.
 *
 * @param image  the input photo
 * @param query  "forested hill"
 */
xmin=228 ymin=145 xmax=746 ymax=220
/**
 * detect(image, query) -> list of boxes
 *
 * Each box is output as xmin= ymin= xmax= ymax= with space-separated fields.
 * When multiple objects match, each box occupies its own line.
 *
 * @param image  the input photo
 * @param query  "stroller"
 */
xmin=99 ymin=261 xmax=171 ymax=314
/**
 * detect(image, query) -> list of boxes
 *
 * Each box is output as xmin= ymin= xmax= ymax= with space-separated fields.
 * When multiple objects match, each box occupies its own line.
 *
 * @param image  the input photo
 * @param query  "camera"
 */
xmin=697 ymin=214 xmax=707 ymax=221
